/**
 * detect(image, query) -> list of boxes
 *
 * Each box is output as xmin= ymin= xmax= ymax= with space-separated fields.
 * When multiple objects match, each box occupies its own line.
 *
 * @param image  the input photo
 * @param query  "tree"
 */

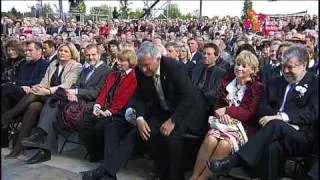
xmin=77 ymin=0 xmax=86 ymax=13
xmin=8 ymin=7 xmax=22 ymax=18
xmin=158 ymin=3 xmax=182 ymax=19
xmin=90 ymin=4 xmax=113 ymax=16
xmin=241 ymin=0 xmax=252 ymax=20
xmin=119 ymin=0 xmax=132 ymax=19
xmin=129 ymin=8 xmax=144 ymax=19
xmin=40 ymin=3 xmax=54 ymax=18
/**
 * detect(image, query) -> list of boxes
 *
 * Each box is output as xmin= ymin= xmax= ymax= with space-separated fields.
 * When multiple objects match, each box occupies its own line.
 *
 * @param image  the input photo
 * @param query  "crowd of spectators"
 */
xmin=1 ymin=13 xmax=319 ymax=180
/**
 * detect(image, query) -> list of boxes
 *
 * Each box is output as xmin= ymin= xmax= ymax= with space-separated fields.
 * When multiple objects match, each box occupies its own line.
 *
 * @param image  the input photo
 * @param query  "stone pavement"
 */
xmin=1 ymin=147 xmax=153 ymax=180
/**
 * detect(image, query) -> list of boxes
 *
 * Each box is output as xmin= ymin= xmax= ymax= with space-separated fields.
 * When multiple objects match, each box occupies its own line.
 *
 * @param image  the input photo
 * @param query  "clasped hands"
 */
xmin=137 ymin=118 xmax=175 ymax=141
xmin=92 ymin=104 xmax=112 ymax=117
xmin=24 ymin=84 xmax=51 ymax=96
xmin=214 ymin=107 xmax=232 ymax=124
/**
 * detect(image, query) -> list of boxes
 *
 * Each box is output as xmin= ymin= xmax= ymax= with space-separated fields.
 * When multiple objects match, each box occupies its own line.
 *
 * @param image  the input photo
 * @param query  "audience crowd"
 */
xmin=1 ymin=13 xmax=319 ymax=180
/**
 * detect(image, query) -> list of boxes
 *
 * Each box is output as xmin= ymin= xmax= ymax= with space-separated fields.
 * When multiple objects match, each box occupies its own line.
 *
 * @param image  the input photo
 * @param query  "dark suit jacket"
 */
xmin=191 ymin=64 xmax=227 ymax=107
xmin=57 ymin=25 xmax=68 ymax=35
xmin=191 ymin=51 xmax=203 ymax=64
xmin=96 ymin=70 xmax=137 ymax=115
xmin=259 ymin=64 xmax=282 ymax=85
xmin=134 ymin=56 xmax=207 ymax=133
xmin=73 ymin=62 xmax=111 ymax=102
xmin=215 ymin=73 xmax=264 ymax=137
xmin=256 ymin=72 xmax=319 ymax=139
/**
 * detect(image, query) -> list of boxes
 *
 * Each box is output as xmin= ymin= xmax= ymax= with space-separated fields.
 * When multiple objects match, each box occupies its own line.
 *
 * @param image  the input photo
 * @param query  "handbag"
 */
xmin=61 ymin=100 xmax=86 ymax=130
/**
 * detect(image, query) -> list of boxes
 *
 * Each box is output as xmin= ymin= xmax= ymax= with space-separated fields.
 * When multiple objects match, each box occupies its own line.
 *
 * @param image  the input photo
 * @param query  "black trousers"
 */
xmin=236 ymin=120 xmax=314 ymax=180
xmin=102 ymin=119 xmax=138 ymax=176
xmin=1 ymin=83 xmax=26 ymax=114
xmin=78 ymin=114 xmax=112 ymax=159
xmin=146 ymin=111 xmax=187 ymax=180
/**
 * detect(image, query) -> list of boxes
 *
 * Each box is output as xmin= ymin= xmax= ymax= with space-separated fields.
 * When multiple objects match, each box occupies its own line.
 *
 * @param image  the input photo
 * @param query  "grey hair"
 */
xmin=282 ymin=45 xmax=309 ymax=67
xmin=164 ymin=41 xmax=179 ymax=50
xmin=136 ymin=41 xmax=162 ymax=61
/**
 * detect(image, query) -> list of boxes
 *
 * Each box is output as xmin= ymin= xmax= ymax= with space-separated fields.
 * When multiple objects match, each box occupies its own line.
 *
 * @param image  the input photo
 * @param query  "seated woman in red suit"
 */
xmin=78 ymin=48 xmax=137 ymax=162
xmin=190 ymin=50 xmax=264 ymax=180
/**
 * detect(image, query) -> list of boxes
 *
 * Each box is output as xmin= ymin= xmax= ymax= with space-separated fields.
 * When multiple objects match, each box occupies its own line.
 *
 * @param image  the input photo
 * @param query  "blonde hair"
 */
xmin=235 ymin=50 xmax=259 ymax=75
xmin=57 ymin=42 xmax=80 ymax=62
xmin=118 ymin=49 xmax=137 ymax=68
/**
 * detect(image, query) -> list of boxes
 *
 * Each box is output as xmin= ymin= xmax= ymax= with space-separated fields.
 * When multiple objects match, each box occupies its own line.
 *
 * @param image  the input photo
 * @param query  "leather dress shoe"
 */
xmin=22 ymin=131 xmax=46 ymax=148
xmin=80 ymin=166 xmax=117 ymax=180
xmin=26 ymin=149 xmax=51 ymax=164
xmin=207 ymin=159 xmax=232 ymax=175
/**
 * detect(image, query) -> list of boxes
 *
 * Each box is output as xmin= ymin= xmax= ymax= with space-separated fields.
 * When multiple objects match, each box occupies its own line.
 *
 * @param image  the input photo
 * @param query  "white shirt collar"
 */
xmin=125 ymin=68 xmax=132 ymax=75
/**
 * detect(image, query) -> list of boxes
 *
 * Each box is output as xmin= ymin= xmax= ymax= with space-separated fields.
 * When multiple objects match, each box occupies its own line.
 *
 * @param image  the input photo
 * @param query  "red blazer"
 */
xmin=96 ymin=70 xmax=137 ymax=115
xmin=214 ymin=73 xmax=264 ymax=137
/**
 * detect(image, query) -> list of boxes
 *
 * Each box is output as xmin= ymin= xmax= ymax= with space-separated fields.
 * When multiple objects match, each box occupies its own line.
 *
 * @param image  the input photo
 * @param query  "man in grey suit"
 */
xmin=22 ymin=44 xmax=111 ymax=164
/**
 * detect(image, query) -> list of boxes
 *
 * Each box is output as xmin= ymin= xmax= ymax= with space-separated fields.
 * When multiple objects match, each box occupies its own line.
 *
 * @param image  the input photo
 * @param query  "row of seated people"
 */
xmin=1 ymin=40 xmax=318 ymax=180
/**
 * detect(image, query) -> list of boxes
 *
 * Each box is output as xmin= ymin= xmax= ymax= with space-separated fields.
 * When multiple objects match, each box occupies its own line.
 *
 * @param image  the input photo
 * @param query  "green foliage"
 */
xmin=77 ymin=0 xmax=86 ymax=13
xmin=90 ymin=4 xmax=113 ymax=16
xmin=158 ymin=3 xmax=182 ymax=19
xmin=119 ymin=0 xmax=132 ymax=19
xmin=40 ymin=3 xmax=54 ymax=18
xmin=241 ymin=0 xmax=252 ymax=20
xmin=129 ymin=8 xmax=144 ymax=19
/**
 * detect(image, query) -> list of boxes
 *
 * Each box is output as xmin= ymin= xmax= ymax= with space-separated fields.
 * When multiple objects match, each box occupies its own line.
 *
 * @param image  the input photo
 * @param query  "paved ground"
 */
xmin=1 ymin=146 xmax=153 ymax=180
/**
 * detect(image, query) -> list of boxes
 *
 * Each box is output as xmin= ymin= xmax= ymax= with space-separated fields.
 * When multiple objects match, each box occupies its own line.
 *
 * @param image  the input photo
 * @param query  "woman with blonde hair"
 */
xmin=179 ymin=44 xmax=192 ymax=64
xmin=190 ymin=50 xmax=264 ymax=180
xmin=2 ymin=42 xmax=82 ymax=158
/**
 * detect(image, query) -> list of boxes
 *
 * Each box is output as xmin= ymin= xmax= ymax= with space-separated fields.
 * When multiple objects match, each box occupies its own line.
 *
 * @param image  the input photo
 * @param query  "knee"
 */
xmin=203 ymin=136 xmax=218 ymax=147
xmin=26 ymin=102 xmax=43 ymax=112
xmin=216 ymin=140 xmax=231 ymax=152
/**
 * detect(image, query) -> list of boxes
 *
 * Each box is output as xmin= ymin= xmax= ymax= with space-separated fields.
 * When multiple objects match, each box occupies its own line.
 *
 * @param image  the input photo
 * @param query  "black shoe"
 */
xmin=21 ymin=128 xmax=46 ymax=147
xmin=80 ymin=166 xmax=117 ymax=180
xmin=1 ymin=127 xmax=9 ymax=148
xmin=26 ymin=149 xmax=51 ymax=164
xmin=207 ymin=159 xmax=232 ymax=175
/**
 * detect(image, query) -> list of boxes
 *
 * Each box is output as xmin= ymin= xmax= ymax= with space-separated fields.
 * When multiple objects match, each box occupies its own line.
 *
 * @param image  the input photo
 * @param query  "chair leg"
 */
xmin=59 ymin=139 xmax=68 ymax=154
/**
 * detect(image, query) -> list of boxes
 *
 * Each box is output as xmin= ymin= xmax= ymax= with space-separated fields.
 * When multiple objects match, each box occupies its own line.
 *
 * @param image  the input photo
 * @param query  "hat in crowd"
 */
xmin=108 ymin=40 xmax=120 ymax=48
xmin=287 ymin=33 xmax=306 ymax=44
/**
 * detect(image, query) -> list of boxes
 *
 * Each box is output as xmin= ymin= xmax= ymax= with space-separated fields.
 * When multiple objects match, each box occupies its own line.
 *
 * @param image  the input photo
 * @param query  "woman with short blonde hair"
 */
xmin=191 ymin=50 xmax=264 ymax=180
xmin=57 ymin=42 xmax=80 ymax=62
xmin=118 ymin=48 xmax=137 ymax=68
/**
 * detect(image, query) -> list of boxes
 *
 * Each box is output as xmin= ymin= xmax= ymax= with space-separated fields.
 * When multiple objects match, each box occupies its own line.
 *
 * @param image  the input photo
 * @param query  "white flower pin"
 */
xmin=295 ymin=85 xmax=307 ymax=98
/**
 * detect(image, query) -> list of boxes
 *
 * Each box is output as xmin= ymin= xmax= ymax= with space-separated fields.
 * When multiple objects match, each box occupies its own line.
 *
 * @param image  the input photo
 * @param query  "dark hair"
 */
xmin=5 ymin=39 xmax=25 ymax=58
xmin=235 ymin=43 xmax=258 ymax=58
xmin=43 ymin=40 xmax=56 ymax=50
xmin=25 ymin=40 xmax=43 ymax=51
xmin=203 ymin=43 xmax=220 ymax=56
xmin=85 ymin=43 xmax=101 ymax=54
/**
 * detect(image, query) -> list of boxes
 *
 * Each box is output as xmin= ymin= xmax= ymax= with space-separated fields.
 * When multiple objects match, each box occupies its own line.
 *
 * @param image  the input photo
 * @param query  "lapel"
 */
xmin=83 ymin=63 xmax=104 ymax=85
xmin=192 ymin=65 xmax=204 ymax=84
xmin=274 ymin=77 xmax=289 ymax=105
xmin=287 ymin=72 xmax=313 ymax=103
xmin=160 ymin=58 xmax=167 ymax=93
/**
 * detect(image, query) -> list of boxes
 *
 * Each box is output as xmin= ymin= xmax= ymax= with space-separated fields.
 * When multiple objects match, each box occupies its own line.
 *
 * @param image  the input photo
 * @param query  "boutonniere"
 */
xmin=295 ymin=84 xmax=308 ymax=98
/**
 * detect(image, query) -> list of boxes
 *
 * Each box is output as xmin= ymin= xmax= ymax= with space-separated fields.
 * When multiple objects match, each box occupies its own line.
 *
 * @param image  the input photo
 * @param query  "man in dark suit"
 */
xmin=133 ymin=41 xmax=208 ymax=180
xmin=57 ymin=19 xmax=68 ymax=35
xmin=21 ymin=44 xmax=111 ymax=164
xmin=191 ymin=43 xmax=227 ymax=110
xmin=185 ymin=38 xmax=203 ymax=77
xmin=42 ymin=40 xmax=57 ymax=64
xmin=207 ymin=45 xmax=319 ymax=180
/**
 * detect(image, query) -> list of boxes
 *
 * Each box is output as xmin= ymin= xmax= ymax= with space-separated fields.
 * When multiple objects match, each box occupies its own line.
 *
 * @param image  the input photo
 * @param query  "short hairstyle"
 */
xmin=85 ymin=43 xmax=101 ymax=54
xmin=136 ymin=41 xmax=161 ymax=61
xmin=235 ymin=50 xmax=259 ymax=75
xmin=93 ymin=35 xmax=106 ymax=45
xmin=276 ymin=43 xmax=291 ymax=60
xmin=203 ymin=43 xmax=220 ymax=56
xmin=306 ymin=45 xmax=314 ymax=60
xmin=43 ymin=40 xmax=56 ymax=50
xmin=57 ymin=42 xmax=80 ymax=62
xmin=235 ymin=43 xmax=258 ymax=58
xmin=282 ymin=45 xmax=309 ymax=69
xmin=118 ymin=49 xmax=137 ymax=68
xmin=5 ymin=39 xmax=25 ymax=58
xmin=165 ymin=42 xmax=179 ymax=50
xmin=25 ymin=40 xmax=43 ymax=51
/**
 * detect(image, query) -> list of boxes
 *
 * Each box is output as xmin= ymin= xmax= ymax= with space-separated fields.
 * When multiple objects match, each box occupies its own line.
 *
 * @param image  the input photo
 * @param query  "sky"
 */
xmin=1 ymin=0 xmax=319 ymax=17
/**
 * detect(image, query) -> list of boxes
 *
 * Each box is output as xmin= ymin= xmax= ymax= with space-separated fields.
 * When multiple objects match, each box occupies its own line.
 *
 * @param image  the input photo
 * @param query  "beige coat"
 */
xmin=40 ymin=59 xmax=82 ymax=93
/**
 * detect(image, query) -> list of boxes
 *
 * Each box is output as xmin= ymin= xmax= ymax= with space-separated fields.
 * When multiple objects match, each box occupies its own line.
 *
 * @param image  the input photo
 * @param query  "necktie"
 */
xmin=283 ymin=83 xmax=296 ymax=112
xmin=50 ymin=63 xmax=62 ymax=87
xmin=198 ymin=69 xmax=207 ymax=89
xmin=83 ymin=66 xmax=94 ymax=83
